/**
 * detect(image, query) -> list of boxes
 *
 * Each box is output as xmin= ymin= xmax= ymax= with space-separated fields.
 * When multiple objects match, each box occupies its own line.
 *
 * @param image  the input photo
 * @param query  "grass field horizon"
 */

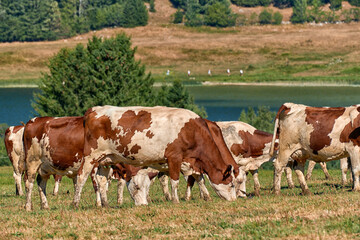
xmin=1 ymin=1 xmax=360 ymax=86
xmin=1 ymin=166 xmax=359 ymax=239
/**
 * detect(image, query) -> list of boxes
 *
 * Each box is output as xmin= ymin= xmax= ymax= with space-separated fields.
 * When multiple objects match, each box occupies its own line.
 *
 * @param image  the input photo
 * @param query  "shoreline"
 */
xmin=2 ymin=81 xmax=360 ymax=88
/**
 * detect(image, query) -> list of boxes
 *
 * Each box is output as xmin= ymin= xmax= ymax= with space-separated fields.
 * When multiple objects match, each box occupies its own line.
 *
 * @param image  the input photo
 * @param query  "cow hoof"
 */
xmin=172 ymin=199 xmax=180 ymax=204
xmin=203 ymin=196 xmax=212 ymax=201
xmin=101 ymin=203 xmax=109 ymax=208
xmin=25 ymin=204 xmax=32 ymax=211
xmin=184 ymin=197 xmax=191 ymax=201
xmin=254 ymin=190 xmax=260 ymax=197
xmin=302 ymin=189 xmax=312 ymax=196
xmin=288 ymin=184 xmax=295 ymax=189
xmin=41 ymin=205 xmax=50 ymax=210
xmin=273 ymin=190 xmax=281 ymax=196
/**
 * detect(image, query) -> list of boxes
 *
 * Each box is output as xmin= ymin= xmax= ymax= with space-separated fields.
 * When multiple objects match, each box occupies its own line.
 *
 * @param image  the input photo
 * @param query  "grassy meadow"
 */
xmin=1 ymin=166 xmax=360 ymax=239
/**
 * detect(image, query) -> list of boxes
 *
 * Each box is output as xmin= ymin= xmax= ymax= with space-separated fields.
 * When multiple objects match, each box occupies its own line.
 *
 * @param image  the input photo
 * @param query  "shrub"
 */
xmin=330 ymin=0 xmax=342 ymax=11
xmin=259 ymin=9 xmax=272 ymax=25
xmin=149 ymin=0 xmax=156 ymax=12
xmin=238 ymin=106 xmax=276 ymax=133
xmin=249 ymin=12 xmax=259 ymax=25
xmin=349 ymin=0 xmax=360 ymax=6
xmin=350 ymin=8 xmax=360 ymax=21
xmin=172 ymin=9 xmax=184 ymax=24
xmin=204 ymin=2 xmax=236 ymax=27
xmin=231 ymin=0 xmax=271 ymax=7
xmin=291 ymin=0 xmax=308 ymax=24
xmin=273 ymin=0 xmax=294 ymax=8
xmin=272 ymin=11 xmax=283 ymax=25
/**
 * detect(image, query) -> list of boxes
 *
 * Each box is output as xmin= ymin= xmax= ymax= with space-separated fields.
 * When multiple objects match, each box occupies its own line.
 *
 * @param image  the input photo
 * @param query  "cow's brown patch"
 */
xmin=146 ymin=130 xmax=154 ymax=139
xmin=165 ymin=118 xmax=237 ymax=185
xmin=276 ymin=105 xmax=291 ymax=135
xmin=340 ymin=108 xmax=360 ymax=146
xmin=230 ymin=130 xmax=273 ymax=158
xmin=130 ymin=144 xmax=141 ymax=155
xmin=4 ymin=127 xmax=15 ymax=161
xmin=116 ymin=110 xmax=152 ymax=156
xmin=305 ymin=107 xmax=345 ymax=152
xmin=13 ymin=125 xmax=24 ymax=134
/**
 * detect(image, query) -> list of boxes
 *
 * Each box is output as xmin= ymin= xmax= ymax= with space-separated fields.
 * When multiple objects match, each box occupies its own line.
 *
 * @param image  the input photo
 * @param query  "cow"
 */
xmin=72 ymin=106 xmax=240 ymax=207
xmin=4 ymin=125 xmax=25 ymax=196
xmin=270 ymin=103 xmax=360 ymax=195
xmin=5 ymin=125 xmax=63 ymax=197
xmin=23 ymin=116 xmax=155 ymax=210
xmin=93 ymin=164 xmax=160 ymax=206
xmin=305 ymin=160 xmax=331 ymax=180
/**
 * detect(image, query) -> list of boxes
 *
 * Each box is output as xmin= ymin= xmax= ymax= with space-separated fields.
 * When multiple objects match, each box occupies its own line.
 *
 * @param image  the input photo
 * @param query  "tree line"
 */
xmin=0 ymin=0 xmax=148 ymax=42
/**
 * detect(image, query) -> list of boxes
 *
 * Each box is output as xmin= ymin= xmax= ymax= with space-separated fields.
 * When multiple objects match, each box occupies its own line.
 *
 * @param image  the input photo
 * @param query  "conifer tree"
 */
xmin=156 ymin=80 xmax=207 ymax=118
xmin=239 ymin=106 xmax=275 ymax=133
xmin=33 ymin=34 xmax=155 ymax=117
xmin=291 ymin=0 xmax=308 ymax=24
xmin=122 ymin=0 xmax=148 ymax=27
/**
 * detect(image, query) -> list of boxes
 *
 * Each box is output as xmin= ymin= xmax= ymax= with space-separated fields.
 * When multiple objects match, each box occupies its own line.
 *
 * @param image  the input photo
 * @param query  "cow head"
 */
xmin=126 ymin=171 xmax=151 ymax=206
xmin=209 ymin=165 xmax=237 ymax=201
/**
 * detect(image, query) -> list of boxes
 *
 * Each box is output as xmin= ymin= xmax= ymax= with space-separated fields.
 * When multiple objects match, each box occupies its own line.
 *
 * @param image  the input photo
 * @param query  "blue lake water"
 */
xmin=1 ymin=85 xmax=360 ymax=126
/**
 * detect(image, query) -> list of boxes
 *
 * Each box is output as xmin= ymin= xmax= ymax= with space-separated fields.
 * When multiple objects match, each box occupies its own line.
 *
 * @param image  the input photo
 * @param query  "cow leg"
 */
xmin=167 ymin=159 xmax=182 ymax=204
xmin=305 ymin=160 xmax=316 ymax=181
xmin=341 ymin=158 xmax=351 ymax=185
xmin=73 ymin=159 xmax=95 ymax=208
xmin=184 ymin=175 xmax=195 ymax=201
xmin=117 ymin=178 xmax=126 ymax=205
xmin=37 ymin=174 xmax=50 ymax=210
xmin=273 ymin=150 xmax=293 ymax=195
xmin=95 ymin=166 xmax=111 ymax=207
xmin=53 ymin=175 xmax=62 ymax=196
xmin=158 ymin=173 xmax=172 ymax=201
xmin=319 ymin=162 xmax=331 ymax=180
xmin=236 ymin=171 xmax=247 ymax=198
xmin=284 ymin=167 xmax=295 ymax=189
xmin=194 ymin=174 xmax=211 ymax=201
xmin=250 ymin=170 xmax=260 ymax=197
xmin=294 ymin=161 xmax=311 ymax=196
xmin=24 ymin=161 xmax=41 ymax=211
xmin=13 ymin=171 xmax=23 ymax=196
xmin=348 ymin=152 xmax=360 ymax=192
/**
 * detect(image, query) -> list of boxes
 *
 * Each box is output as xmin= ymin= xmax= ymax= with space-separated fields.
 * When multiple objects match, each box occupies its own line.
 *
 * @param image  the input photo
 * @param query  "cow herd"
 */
xmin=4 ymin=103 xmax=360 ymax=211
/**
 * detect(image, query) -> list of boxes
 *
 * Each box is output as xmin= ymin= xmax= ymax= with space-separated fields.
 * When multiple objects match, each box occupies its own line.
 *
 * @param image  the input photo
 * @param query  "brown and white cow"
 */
xmin=4 ymin=126 xmax=25 ymax=196
xmin=73 ymin=106 xmax=239 ymax=207
xmin=93 ymin=164 xmax=159 ymax=206
xmin=23 ymin=116 xmax=157 ymax=210
xmin=5 ymin=125 xmax=63 ymax=197
xmin=270 ymin=103 xmax=360 ymax=195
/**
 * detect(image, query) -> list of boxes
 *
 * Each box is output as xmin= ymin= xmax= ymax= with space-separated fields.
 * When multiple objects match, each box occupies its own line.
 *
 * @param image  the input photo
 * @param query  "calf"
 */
xmin=73 ymin=106 xmax=239 ymax=207
xmin=270 ymin=103 xmax=360 ymax=195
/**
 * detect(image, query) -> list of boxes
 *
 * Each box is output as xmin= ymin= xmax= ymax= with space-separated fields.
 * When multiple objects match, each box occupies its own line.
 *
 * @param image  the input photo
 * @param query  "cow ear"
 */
xmin=223 ymin=165 xmax=233 ymax=180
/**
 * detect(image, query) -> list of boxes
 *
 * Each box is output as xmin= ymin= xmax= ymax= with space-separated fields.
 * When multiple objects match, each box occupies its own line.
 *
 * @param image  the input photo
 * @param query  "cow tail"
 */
xmin=269 ymin=117 xmax=279 ymax=157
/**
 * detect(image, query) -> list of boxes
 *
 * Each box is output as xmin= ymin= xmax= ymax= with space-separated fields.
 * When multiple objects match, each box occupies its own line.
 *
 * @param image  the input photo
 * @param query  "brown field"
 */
xmin=1 ymin=0 xmax=360 ymax=85
xmin=1 ymin=166 xmax=360 ymax=239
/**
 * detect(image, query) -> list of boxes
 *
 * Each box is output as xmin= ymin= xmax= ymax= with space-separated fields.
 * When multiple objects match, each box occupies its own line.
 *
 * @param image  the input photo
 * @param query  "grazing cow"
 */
xmin=5 ymin=125 xmax=63 ymax=197
xmin=94 ymin=164 xmax=159 ymax=206
xmin=23 ymin=116 xmax=157 ymax=210
xmin=270 ymin=103 xmax=360 ymax=195
xmin=73 ymin=106 xmax=239 ymax=207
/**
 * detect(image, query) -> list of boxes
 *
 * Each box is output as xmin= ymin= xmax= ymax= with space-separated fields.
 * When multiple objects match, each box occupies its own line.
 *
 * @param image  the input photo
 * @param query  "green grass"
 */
xmin=1 ymin=166 xmax=359 ymax=239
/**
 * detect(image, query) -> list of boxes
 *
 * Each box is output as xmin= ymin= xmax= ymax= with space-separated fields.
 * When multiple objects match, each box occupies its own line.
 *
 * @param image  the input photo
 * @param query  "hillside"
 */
xmin=1 ymin=0 xmax=360 ymax=86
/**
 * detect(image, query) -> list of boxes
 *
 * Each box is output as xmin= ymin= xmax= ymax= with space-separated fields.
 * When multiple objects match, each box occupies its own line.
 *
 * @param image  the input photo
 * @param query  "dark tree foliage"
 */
xmin=185 ymin=0 xmax=203 ymax=26
xmin=349 ymin=0 xmax=360 ymax=6
xmin=0 ymin=0 xmax=147 ymax=42
xmin=122 ymin=0 xmax=148 ymax=27
xmin=273 ymin=0 xmax=294 ymax=8
xmin=231 ymin=0 xmax=271 ymax=7
xmin=272 ymin=11 xmax=283 ymax=24
xmin=0 ymin=123 xmax=10 ymax=166
xmin=238 ymin=106 xmax=275 ymax=134
xmin=330 ymin=0 xmax=342 ymax=11
xmin=259 ymin=9 xmax=272 ymax=24
xmin=33 ymin=34 xmax=155 ymax=116
xmin=291 ymin=0 xmax=308 ymax=23
xmin=172 ymin=8 xmax=184 ymax=23
xmin=156 ymin=81 xmax=207 ymax=118
xmin=150 ymin=0 xmax=156 ymax=12
xmin=204 ymin=1 xmax=236 ymax=27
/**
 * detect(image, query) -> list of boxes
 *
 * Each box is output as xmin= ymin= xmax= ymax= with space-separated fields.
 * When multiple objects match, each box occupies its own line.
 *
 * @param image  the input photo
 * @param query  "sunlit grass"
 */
xmin=1 ymin=166 xmax=359 ymax=239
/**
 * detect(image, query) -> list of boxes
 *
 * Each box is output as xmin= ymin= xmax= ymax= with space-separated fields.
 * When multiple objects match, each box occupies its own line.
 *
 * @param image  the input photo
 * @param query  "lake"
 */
xmin=1 ymin=85 xmax=360 ymax=126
